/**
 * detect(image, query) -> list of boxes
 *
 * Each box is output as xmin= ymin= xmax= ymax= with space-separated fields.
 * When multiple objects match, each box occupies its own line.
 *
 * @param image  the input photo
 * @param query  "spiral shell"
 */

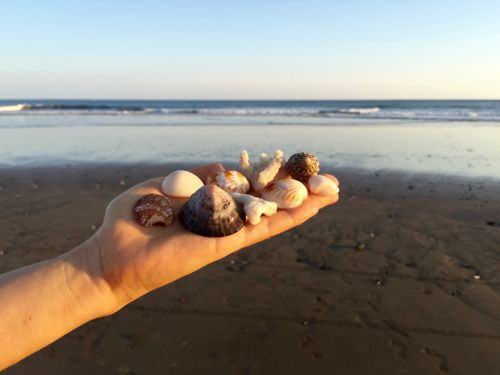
xmin=260 ymin=179 xmax=308 ymax=209
xmin=206 ymin=170 xmax=250 ymax=193
xmin=285 ymin=152 xmax=320 ymax=183
xmin=132 ymin=194 xmax=175 ymax=227
xmin=179 ymin=184 xmax=245 ymax=237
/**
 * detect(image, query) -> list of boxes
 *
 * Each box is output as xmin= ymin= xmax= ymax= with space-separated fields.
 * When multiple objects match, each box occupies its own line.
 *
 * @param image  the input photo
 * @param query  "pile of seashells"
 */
xmin=132 ymin=150 xmax=339 ymax=237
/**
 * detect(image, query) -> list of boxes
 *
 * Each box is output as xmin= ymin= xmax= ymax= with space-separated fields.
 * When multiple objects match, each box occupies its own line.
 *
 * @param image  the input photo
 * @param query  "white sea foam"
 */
xmin=0 ymin=104 xmax=26 ymax=112
xmin=1 ymin=102 xmax=500 ymax=122
xmin=336 ymin=107 xmax=381 ymax=115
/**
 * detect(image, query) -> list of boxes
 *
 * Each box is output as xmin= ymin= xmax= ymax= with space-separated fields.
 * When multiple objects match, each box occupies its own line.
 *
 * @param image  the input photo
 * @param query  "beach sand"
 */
xmin=1 ymin=164 xmax=499 ymax=374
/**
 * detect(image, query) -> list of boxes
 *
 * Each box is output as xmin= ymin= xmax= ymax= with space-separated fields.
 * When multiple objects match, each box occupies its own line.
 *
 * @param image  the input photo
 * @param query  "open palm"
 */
xmin=93 ymin=163 xmax=339 ymax=307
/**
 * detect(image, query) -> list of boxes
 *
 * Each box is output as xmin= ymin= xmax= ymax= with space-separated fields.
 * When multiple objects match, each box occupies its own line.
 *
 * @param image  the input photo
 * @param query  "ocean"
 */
xmin=0 ymin=100 xmax=499 ymax=178
xmin=1 ymin=99 xmax=500 ymax=123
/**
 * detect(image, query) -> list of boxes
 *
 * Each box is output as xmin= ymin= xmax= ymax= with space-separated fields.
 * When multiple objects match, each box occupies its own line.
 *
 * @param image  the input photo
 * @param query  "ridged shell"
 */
xmin=285 ymin=152 xmax=320 ymax=183
xmin=132 ymin=194 xmax=175 ymax=227
xmin=206 ymin=170 xmax=250 ymax=193
xmin=179 ymin=184 xmax=245 ymax=237
xmin=260 ymin=179 xmax=308 ymax=209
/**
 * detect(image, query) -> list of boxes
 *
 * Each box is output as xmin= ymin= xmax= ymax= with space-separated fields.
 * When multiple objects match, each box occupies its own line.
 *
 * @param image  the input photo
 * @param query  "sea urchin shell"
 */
xmin=285 ymin=152 xmax=320 ymax=183
xmin=179 ymin=184 xmax=245 ymax=237
xmin=132 ymin=194 xmax=175 ymax=227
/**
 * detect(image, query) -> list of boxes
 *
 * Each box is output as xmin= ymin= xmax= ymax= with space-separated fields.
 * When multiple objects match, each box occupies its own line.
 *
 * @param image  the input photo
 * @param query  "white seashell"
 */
xmin=260 ymin=178 xmax=308 ymax=209
xmin=230 ymin=192 xmax=277 ymax=225
xmin=239 ymin=149 xmax=284 ymax=191
xmin=308 ymin=175 xmax=339 ymax=196
xmin=161 ymin=170 xmax=204 ymax=198
xmin=206 ymin=170 xmax=250 ymax=193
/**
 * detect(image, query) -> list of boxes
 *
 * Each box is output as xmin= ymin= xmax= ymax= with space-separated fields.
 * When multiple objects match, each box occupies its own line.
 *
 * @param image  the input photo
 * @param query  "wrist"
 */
xmin=59 ymin=238 xmax=123 ymax=319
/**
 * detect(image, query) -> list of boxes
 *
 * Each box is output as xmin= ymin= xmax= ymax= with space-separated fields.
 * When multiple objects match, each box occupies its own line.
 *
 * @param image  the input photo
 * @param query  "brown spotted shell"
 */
xmin=132 ymin=194 xmax=175 ymax=227
xmin=206 ymin=170 xmax=250 ymax=193
xmin=179 ymin=184 xmax=245 ymax=237
xmin=285 ymin=152 xmax=320 ymax=183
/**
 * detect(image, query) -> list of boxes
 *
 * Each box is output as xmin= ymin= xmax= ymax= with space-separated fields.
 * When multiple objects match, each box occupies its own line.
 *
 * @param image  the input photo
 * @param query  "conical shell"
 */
xmin=179 ymin=184 xmax=245 ymax=237
xmin=260 ymin=179 xmax=308 ymax=209
xmin=206 ymin=170 xmax=250 ymax=193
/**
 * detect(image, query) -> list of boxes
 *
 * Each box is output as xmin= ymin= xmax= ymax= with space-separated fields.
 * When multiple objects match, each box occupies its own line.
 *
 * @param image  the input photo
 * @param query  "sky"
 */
xmin=1 ymin=0 xmax=500 ymax=99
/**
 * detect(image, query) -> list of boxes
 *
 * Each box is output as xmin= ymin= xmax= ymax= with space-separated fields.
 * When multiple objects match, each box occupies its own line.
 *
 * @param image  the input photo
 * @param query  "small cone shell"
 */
xmin=308 ymin=175 xmax=339 ymax=196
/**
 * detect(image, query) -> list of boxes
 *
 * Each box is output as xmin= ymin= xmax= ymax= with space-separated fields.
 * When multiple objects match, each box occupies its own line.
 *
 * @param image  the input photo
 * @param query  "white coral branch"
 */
xmin=230 ymin=192 xmax=277 ymax=225
xmin=239 ymin=149 xmax=284 ymax=191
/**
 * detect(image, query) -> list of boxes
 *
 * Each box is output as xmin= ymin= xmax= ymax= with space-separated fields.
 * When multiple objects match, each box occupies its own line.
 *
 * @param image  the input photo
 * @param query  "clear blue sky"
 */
xmin=2 ymin=0 xmax=499 ymax=99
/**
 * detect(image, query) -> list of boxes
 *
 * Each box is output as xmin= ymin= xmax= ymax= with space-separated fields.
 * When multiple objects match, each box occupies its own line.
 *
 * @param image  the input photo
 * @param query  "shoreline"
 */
xmin=2 ymin=123 xmax=500 ymax=179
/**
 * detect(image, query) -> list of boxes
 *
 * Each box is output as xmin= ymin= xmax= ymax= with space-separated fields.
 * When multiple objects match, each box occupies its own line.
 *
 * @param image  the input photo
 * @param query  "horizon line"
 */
xmin=1 ymin=98 xmax=500 ymax=101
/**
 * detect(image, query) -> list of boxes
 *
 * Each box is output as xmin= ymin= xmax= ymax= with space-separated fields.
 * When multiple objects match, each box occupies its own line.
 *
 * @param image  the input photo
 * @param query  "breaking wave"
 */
xmin=0 ymin=104 xmax=28 ymax=112
xmin=1 ymin=101 xmax=500 ymax=122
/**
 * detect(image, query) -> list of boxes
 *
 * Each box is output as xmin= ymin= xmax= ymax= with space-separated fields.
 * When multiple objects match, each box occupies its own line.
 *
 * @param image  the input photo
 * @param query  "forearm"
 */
xmin=0 ymin=240 xmax=118 ymax=370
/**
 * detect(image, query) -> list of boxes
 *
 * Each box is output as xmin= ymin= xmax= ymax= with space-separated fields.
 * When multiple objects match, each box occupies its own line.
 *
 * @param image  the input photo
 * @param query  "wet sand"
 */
xmin=1 ymin=164 xmax=500 ymax=374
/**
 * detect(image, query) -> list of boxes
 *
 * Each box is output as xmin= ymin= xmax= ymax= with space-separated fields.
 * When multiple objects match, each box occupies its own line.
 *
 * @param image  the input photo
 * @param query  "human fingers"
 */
xmin=212 ymin=179 xmax=340 ymax=258
xmin=327 ymin=174 xmax=340 ymax=187
xmin=190 ymin=163 xmax=225 ymax=182
xmin=244 ymin=189 xmax=339 ymax=246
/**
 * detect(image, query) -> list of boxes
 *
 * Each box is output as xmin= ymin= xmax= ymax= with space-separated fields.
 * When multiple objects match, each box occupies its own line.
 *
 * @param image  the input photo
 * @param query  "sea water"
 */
xmin=0 ymin=100 xmax=499 ymax=178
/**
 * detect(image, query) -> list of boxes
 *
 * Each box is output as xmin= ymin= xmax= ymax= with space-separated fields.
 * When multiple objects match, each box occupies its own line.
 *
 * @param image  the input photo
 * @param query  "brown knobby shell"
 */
xmin=285 ymin=152 xmax=320 ymax=183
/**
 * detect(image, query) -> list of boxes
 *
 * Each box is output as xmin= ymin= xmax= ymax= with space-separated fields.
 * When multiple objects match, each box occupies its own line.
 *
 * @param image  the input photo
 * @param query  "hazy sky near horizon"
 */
xmin=2 ymin=0 xmax=500 ymax=99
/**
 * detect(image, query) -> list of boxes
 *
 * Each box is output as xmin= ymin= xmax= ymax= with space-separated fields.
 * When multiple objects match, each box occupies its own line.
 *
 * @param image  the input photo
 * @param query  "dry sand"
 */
xmin=1 ymin=164 xmax=499 ymax=374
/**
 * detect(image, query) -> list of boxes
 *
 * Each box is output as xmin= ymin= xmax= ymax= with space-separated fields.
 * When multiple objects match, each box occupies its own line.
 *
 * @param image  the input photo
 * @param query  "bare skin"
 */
xmin=0 ymin=163 xmax=339 ymax=370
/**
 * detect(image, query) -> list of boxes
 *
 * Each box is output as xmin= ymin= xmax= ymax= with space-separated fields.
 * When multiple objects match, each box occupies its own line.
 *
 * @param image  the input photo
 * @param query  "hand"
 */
xmin=87 ymin=164 xmax=340 ymax=313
